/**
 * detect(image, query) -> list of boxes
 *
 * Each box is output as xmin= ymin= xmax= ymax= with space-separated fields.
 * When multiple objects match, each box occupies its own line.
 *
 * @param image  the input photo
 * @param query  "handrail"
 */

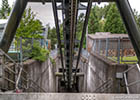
xmin=3 ymin=77 xmax=15 ymax=84
xmin=123 ymin=73 xmax=130 ymax=94
xmin=123 ymin=63 xmax=140 ymax=94
xmin=0 ymin=49 xmax=16 ymax=64
xmin=29 ymin=79 xmax=46 ymax=92
xmin=15 ymin=64 xmax=46 ymax=92
xmin=136 ymin=64 xmax=140 ymax=72
xmin=0 ymin=49 xmax=46 ymax=92
xmin=0 ymin=49 xmax=17 ymax=91
xmin=4 ymin=65 xmax=16 ymax=74
xmin=123 ymin=65 xmax=136 ymax=73
xmin=94 ymin=78 xmax=113 ymax=93
xmin=16 ymin=66 xmax=23 ymax=90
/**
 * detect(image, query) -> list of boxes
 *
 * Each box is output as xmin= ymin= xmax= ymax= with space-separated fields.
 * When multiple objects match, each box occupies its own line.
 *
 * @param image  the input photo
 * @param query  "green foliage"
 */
xmin=137 ymin=16 xmax=140 ymax=28
xmin=104 ymin=3 xmax=127 ymax=33
xmin=50 ymin=57 xmax=56 ymax=66
xmin=16 ymin=8 xmax=43 ymax=39
xmin=48 ymin=24 xmax=64 ymax=49
xmin=88 ymin=5 xmax=101 ymax=34
xmin=14 ymin=8 xmax=49 ymax=62
xmin=30 ymin=41 xmax=50 ymax=62
xmin=134 ymin=9 xmax=140 ymax=28
xmin=76 ymin=13 xmax=84 ymax=40
xmin=48 ymin=27 xmax=57 ymax=49
xmin=0 ymin=0 xmax=11 ymax=19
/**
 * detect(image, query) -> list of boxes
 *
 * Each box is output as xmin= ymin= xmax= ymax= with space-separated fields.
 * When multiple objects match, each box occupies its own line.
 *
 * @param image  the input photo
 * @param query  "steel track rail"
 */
xmin=69 ymin=0 xmax=79 ymax=89
xmin=52 ymin=0 xmax=66 ymax=83
xmin=74 ymin=0 xmax=92 ymax=84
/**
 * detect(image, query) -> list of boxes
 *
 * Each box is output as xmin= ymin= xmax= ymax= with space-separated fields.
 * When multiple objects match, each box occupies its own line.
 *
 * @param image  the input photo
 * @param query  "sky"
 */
xmin=0 ymin=0 xmax=140 ymax=27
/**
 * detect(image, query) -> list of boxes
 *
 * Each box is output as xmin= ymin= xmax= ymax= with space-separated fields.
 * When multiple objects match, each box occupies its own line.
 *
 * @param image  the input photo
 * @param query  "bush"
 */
xmin=30 ymin=42 xmax=50 ymax=62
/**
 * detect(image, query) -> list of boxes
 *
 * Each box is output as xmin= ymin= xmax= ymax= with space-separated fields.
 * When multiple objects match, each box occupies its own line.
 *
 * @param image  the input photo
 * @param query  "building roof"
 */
xmin=0 ymin=19 xmax=8 ymax=24
xmin=88 ymin=32 xmax=129 ymax=39
xmin=0 ymin=19 xmax=8 ymax=29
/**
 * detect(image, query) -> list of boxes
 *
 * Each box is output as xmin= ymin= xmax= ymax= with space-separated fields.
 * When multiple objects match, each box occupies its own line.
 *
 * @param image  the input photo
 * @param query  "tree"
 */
xmin=134 ymin=9 xmax=140 ymax=28
xmin=48 ymin=27 xmax=57 ymax=49
xmin=0 ymin=0 xmax=11 ymax=19
xmin=16 ymin=8 xmax=43 ymax=39
xmin=76 ymin=13 xmax=85 ymax=40
xmin=103 ymin=3 xmax=112 ymax=19
xmin=15 ymin=8 xmax=48 ymax=62
xmin=104 ymin=3 xmax=127 ymax=33
xmin=88 ymin=5 xmax=101 ymax=34
xmin=48 ymin=24 xmax=64 ymax=49
xmin=137 ymin=15 xmax=140 ymax=28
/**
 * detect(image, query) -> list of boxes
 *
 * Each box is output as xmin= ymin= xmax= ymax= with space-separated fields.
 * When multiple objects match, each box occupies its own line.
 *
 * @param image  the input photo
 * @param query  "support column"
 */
xmin=63 ymin=0 xmax=71 ymax=90
xmin=116 ymin=0 xmax=140 ymax=62
xmin=0 ymin=0 xmax=28 ymax=52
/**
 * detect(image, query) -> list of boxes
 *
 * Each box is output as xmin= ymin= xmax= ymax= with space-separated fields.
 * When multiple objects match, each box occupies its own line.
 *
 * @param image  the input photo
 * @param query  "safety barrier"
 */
xmin=123 ymin=64 xmax=140 ymax=94
xmin=0 ymin=49 xmax=46 ymax=92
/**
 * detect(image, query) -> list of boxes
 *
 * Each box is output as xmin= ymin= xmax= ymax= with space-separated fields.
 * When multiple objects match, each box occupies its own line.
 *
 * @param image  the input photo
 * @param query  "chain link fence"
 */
xmin=90 ymin=37 xmax=137 ymax=64
xmin=8 ymin=37 xmax=46 ymax=63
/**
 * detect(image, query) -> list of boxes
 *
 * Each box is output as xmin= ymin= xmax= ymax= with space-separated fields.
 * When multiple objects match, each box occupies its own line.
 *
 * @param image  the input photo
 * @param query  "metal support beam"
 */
xmin=69 ymin=0 xmax=79 ymax=90
xmin=74 ymin=1 xmax=79 ymax=49
xmin=0 ymin=0 xmax=28 ymax=52
xmin=116 ymin=0 xmax=140 ymax=62
xmin=63 ymin=0 xmax=71 ymax=90
xmin=74 ymin=0 xmax=92 ymax=83
xmin=52 ymin=0 xmax=65 ymax=83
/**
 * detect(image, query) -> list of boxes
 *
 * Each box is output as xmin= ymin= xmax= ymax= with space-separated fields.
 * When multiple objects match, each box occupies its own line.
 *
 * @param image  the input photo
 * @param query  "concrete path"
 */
xmin=0 ymin=93 xmax=140 ymax=100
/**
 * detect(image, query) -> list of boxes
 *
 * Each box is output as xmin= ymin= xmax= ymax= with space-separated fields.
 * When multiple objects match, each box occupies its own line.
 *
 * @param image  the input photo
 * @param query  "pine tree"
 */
xmin=16 ymin=8 xmax=43 ymax=39
xmin=137 ymin=15 xmax=140 ymax=28
xmin=104 ymin=3 xmax=126 ymax=34
xmin=134 ymin=9 xmax=140 ymax=28
xmin=88 ymin=5 xmax=101 ymax=34
xmin=0 ymin=0 xmax=11 ymax=19
xmin=76 ymin=13 xmax=85 ymax=40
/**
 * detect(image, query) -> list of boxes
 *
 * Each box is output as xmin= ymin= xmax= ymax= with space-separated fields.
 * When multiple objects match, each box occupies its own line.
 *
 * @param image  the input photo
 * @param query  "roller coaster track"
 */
xmin=52 ymin=0 xmax=79 ymax=90
xmin=63 ymin=0 xmax=79 ymax=90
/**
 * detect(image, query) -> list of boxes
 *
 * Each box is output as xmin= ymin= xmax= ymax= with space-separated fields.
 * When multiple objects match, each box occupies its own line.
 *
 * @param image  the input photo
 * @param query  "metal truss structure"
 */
xmin=0 ymin=0 xmax=140 ymax=92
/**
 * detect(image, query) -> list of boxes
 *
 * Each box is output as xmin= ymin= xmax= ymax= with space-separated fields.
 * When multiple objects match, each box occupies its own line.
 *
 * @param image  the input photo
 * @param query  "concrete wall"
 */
xmin=79 ymin=52 xmax=127 ymax=93
xmin=78 ymin=57 xmax=88 ymax=92
xmin=23 ymin=57 xmax=59 ymax=92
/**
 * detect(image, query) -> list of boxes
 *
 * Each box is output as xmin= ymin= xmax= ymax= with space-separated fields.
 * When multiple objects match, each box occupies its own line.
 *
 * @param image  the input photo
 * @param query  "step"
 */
xmin=55 ymin=72 xmax=84 ymax=77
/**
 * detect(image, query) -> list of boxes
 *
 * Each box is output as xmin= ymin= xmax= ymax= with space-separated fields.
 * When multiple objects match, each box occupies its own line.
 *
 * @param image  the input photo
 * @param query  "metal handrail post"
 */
xmin=105 ymin=38 xmax=109 ymax=57
xmin=15 ymin=65 xmax=23 ymax=90
xmin=117 ymin=38 xmax=121 ymax=64
xmin=98 ymin=39 xmax=101 ymax=54
xmin=20 ymin=37 xmax=23 ymax=64
xmin=136 ymin=64 xmax=140 ymax=72
xmin=123 ymin=73 xmax=130 ymax=94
